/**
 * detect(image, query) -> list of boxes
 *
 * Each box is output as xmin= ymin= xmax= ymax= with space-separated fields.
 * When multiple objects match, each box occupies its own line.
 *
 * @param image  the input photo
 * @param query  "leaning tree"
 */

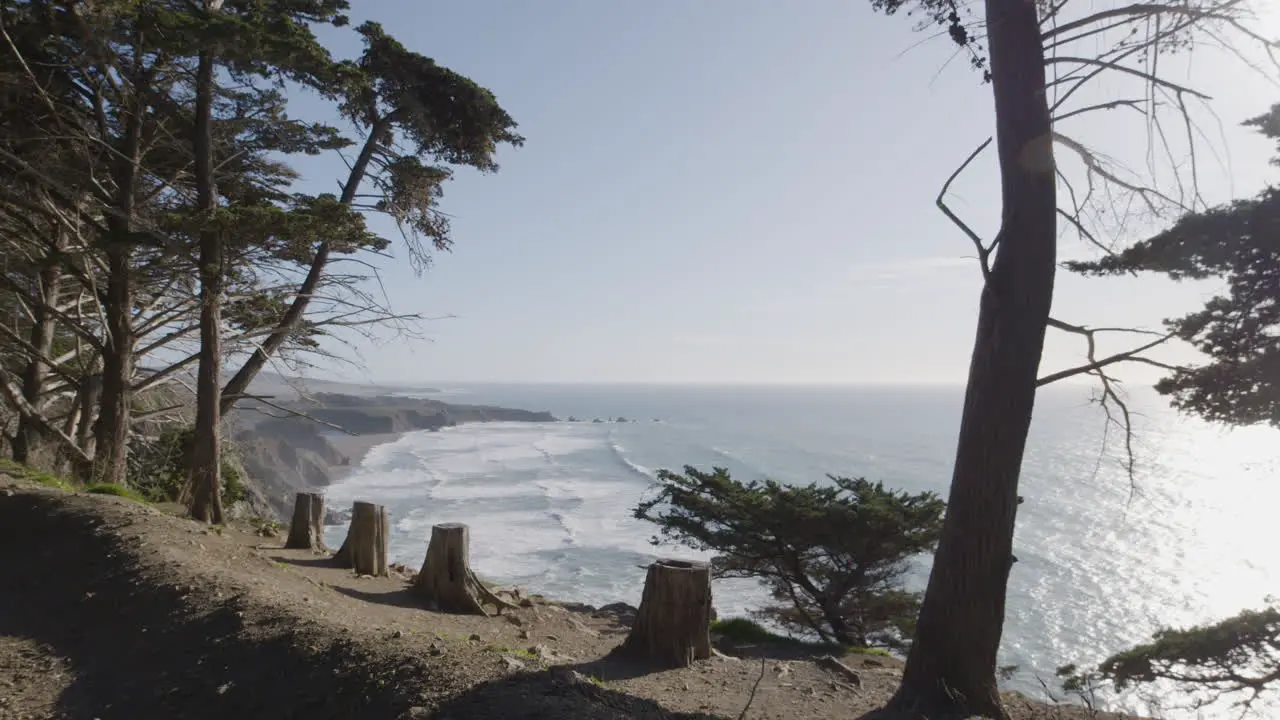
xmin=859 ymin=1 xmax=1279 ymax=717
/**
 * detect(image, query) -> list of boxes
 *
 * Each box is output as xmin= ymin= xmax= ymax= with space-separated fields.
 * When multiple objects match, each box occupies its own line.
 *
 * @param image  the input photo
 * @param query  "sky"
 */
xmin=281 ymin=0 xmax=1280 ymax=385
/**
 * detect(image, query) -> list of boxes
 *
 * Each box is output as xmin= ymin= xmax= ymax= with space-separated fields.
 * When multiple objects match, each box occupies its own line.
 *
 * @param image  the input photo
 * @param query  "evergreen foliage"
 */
xmin=635 ymin=466 xmax=944 ymax=648
xmin=1097 ymin=603 xmax=1280 ymax=713
xmin=1069 ymin=104 xmax=1280 ymax=429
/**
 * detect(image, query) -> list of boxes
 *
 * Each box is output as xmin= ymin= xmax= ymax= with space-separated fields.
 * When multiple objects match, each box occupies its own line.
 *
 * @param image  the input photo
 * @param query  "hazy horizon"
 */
xmin=277 ymin=370 xmax=1109 ymax=392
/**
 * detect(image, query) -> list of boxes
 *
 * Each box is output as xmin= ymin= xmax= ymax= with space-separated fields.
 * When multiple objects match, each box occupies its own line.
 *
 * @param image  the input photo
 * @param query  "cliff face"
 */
xmin=232 ymin=391 xmax=557 ymax=518
xmin=296 ymin=393 xmax=556 ymax=433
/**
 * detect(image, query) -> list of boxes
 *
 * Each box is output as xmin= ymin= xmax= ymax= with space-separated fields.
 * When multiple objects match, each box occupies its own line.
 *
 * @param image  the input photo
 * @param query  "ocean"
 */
xmin=322 ymin=383 xmax=1278 ymax=717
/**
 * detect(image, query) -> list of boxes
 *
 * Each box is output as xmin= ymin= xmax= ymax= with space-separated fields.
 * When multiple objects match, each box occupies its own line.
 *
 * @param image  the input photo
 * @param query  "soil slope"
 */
xmin=0 ymin=478 xmax=1134 ymax=720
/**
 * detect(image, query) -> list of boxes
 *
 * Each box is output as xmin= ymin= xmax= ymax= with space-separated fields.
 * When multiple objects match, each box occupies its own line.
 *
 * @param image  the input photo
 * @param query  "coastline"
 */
xmin=325 ymin=431 xmax=405 ymax=468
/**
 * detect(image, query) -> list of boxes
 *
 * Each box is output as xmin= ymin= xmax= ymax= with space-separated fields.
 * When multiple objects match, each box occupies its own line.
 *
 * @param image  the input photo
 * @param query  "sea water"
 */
xmin=323 ymin=383 xmax=1278 ymax=716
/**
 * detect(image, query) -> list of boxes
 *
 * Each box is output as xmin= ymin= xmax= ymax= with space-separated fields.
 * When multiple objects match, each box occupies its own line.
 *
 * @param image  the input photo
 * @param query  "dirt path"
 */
xmin=0 ymin=478 xmax=1132 ymax=719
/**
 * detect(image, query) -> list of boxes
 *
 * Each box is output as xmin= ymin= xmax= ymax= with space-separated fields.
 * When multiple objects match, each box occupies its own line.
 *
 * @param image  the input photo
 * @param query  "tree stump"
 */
xmin=413 ymin=522 xmax=517 ymax=616
xmin=284 ymin=492 xmax=327 ymax=551
xmin=618 ymin=559 xmax=713 ymax=668
xmin=332 ymin=501 xmax=389 ymax=576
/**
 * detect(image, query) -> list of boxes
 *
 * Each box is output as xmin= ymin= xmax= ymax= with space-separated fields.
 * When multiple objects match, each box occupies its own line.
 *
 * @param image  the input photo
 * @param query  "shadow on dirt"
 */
xmin=331 ymin=584 xmax=427 ymax=610
xmin=0 ymin=490 xmax=726 ymax=719
xmin=267 ymin=553 xmax=338 ymax=570
xmin=0 ymin=491 xmax=463 ymax=719
xmin=427 ymin=666 xmax=721 ymax=720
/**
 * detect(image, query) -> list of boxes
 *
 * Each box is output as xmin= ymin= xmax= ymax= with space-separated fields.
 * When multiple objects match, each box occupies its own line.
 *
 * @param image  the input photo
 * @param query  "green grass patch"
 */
xmin=85 ymin=483 xmax=150 ymax=504
xmin=247 ymin=516 xmax=284 ymax=533
xmin=710 ymin=617 xmax=893 ymax=657
xmin=490 ymin=646 xmax=539 ymax=660
xmin=846 ymin=645 xmax=891 ymax=657
xmin=0 ymin=458 xmax=74 ymax=490
xmin=712 ymin=618 xmax=786 ymax=644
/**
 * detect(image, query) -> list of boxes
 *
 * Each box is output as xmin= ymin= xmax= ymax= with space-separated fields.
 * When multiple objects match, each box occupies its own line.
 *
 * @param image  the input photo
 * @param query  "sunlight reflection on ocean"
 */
xmin=325 ymin=383 xmax=1277 ymax=718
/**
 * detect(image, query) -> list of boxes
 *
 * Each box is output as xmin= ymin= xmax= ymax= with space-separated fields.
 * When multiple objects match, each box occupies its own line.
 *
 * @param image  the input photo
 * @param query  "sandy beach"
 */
xmin=324 ymin=431 xmax=404 ymax=467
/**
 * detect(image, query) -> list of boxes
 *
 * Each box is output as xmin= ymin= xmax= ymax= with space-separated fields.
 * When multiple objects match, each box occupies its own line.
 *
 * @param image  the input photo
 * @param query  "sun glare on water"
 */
xmin=1154 ymin=419 xmax=1280 ymax=620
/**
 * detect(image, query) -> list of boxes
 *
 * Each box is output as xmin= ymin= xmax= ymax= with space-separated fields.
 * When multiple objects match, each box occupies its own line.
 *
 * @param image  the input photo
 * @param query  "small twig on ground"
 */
xmin=737 ymin=657 xmax=767 ymax=720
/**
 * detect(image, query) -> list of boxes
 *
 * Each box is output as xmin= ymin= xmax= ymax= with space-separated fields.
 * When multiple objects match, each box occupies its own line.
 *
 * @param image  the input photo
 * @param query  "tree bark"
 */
xmin=878 ymin=1 xmax=1056 ymax=718
xmin=413 ymin=522 xmax=517 ymax=615
xmin=826 ymin=611 xmax=862 ymax=648
xmin=12 ymin=259 xmax=61 ymax=464
xmin=333 ymin=500 xmax=388 ymax=576
xmin=93 ymin=66 xmax=144 ymax=487
xmin=93 ymin=245 xmax=134 ymax=486
xmin=618 ymin=559 xmax=713 ymax=668
xmin=187 ymin=39 xmax=224 ymax=525
xmin=285 ymin=492 xmax=327 ymax=551
xmin=74 ymin=373 xmax=101 ymax=461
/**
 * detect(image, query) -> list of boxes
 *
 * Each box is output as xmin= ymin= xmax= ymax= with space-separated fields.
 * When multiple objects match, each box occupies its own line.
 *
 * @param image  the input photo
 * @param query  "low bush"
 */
xmin=128 ymin=425 xmax=247 ymax=507
xmin=636 ymin=466 xmax=944 ymax=649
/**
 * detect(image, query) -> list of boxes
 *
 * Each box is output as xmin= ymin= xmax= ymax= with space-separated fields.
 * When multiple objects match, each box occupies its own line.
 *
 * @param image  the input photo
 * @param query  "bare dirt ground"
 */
xmin=0 ymin=477 xmax=1137 ymax=720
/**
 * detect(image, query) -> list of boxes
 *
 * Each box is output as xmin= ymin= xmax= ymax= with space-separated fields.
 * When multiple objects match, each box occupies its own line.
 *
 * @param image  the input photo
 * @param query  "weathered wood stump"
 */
xmin=618 ymin=559 xmax=713 ymax=668
xmin=284 ymin=492 xmax=327 ymax=551
xmin=413 ymin=522 xmax=517 ymax=616
xmin=332 ymin=501 xmax=389 ymax=576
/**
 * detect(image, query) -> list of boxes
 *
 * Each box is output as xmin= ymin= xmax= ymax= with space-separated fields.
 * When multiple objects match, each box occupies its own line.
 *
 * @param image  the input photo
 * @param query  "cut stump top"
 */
xmin=654 ymin=559 xmax=708 ymax=572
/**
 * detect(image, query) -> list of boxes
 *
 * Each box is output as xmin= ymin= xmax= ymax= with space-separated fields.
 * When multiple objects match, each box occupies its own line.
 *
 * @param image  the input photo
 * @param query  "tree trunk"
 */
xmin=12 ymin=261 xmax=61 ymax=464
xmin=74 ymin=373 xmax=101 ymax=462
xmin=187 ymin=43 xmax=224 ymax=525
xmin=878 ymin=1 xmax=1056 ymax=718
xmin=93 ymin=246 xmax=134 ymax=486
xmin=285 ymin=492 xmax=327 ymax=551
xmin=826 ymin=611 xmax=861 ymax=648
xmin=93 ymin=81 xmax=143 ymax=487
xmin=413 ymin=522 xmax=517 ymax=615
xmin=618 ymin=559 xmax=713 ymax=668
xmin=333 ymin=500 xmax=388 ymax=576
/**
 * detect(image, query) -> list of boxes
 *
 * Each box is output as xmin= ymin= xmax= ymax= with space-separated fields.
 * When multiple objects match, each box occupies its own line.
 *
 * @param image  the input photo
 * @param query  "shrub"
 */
xmin=635 ymin=466 xmax=944 ymax=649
xmin=1095 ymin=601 xmax=1280 ymax=713
xmin=129 ymin=425 xmax=247 ymax=508
xmin=85 ymin=483 xmax=149 ymax=504
xmin=712 ymin=618 xmax=782 ymax=644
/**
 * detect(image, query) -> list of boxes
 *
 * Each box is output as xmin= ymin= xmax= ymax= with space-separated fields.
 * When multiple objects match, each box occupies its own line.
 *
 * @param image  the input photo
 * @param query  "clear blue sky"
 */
xmin=285 ymin=1 xmax=1280 ymax=385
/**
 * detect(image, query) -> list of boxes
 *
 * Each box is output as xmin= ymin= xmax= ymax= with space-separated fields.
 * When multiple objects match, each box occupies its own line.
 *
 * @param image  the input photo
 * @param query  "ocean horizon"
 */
xmin=322 ymin=381 xmax=1278 ymax=717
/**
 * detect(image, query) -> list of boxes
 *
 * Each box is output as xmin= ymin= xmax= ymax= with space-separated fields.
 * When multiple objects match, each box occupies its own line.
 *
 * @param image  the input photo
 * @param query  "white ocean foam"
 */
xmin=391 ymin=505 xmax=573 ymax=574
xmin=532 ymin=475 xmax=624 ymax=501
xmin=607 ymin=439 xmax=656 ymax=480
xmin=325 ymin=386 xmax=1279 ymax=719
